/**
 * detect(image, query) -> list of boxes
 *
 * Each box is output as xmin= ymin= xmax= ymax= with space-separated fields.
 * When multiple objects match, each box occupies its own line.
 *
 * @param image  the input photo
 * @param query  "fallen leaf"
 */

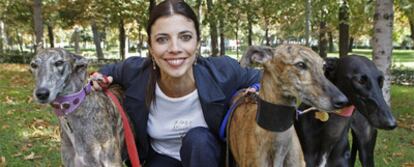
xmin=403 ymin=162 xmax=414 ymax=167
xmin=392 ymin=152 xmax=404 ymax=157
xmin=23 ymin=152 xmax=34 ymax=160
xmin=26 ymin=96 xmax=33 ymax=103
xmin=12 ymin=153 xmax=22 ymax=157
xmin=22 ymin=152 xmax=41 ymax=160
xmin=5 ymin=96 xmax=15 ymax=104
xmin=0 ymin=156 xmax=6 ymax=167
xmin=383 ymin=157 xmax=389 ymax=165
xmin=6 ymin=110 xmax=13 ymax=115
xmin=20 ymin=145 xmax=29 ymax=152
xmin=1 ymin=125 xmax=9 ymax=129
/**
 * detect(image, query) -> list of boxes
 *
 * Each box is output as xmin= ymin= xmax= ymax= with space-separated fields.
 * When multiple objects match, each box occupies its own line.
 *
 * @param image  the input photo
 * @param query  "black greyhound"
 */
xmin=295 ymin=55 xmax=397 ymax=167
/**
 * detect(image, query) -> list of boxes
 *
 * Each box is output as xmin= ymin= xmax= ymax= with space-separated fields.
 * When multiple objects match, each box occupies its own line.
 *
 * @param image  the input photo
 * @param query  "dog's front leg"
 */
xmin=60 ymin=128 xmax=76 ymax=167
xmin=283 ymin=129 xmax=305 ymax=167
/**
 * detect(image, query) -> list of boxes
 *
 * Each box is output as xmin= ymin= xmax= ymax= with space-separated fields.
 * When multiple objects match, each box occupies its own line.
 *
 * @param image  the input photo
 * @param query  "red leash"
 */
xmin=104 ymin=89 xmax=141 ymax=167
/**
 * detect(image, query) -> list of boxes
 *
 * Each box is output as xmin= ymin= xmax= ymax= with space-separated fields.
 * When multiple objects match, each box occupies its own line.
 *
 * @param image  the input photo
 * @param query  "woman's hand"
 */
xmin=89 ymin=72 xmax=113 ymax=91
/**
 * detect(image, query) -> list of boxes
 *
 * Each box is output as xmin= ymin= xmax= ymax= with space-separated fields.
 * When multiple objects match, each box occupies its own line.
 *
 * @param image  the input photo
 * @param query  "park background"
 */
xmin=0 ymin=0 xmax=413 ymax=166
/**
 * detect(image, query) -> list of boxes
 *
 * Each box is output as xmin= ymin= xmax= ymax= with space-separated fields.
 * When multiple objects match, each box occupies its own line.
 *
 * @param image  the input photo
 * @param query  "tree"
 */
xmin=33 ymin=0 xmax=44 ymax=51
xmin=207 ymin=0 xmax=219 ymax=56
xmin=339 ymin=0 xmax=349 ymax=57
xmin=372 ymin=0 xmax=393 ymax=105
xmin=305 ymin=0 xmax=311 ymax=46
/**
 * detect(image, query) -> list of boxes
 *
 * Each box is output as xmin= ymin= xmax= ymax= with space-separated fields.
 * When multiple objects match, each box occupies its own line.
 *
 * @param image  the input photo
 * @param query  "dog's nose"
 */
xmin=35 ymin=88 xmax=50 ymax=100
xmin=332 ymin=95 xmax=348 ymax=109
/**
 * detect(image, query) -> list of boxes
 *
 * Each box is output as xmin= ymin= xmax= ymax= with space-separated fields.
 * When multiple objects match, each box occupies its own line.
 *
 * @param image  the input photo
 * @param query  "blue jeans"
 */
xmin=144 ymin=127 xmax=222 ymax=167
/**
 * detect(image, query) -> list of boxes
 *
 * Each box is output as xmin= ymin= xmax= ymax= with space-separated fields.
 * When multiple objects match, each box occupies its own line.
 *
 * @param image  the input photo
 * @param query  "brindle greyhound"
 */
xmin=295 ymin=55 xmax=397 ymax=167
xmin=228 ymin=44 xmax=348 ymax=167
xmin=30 ymin=48 xmax=125 ymax=167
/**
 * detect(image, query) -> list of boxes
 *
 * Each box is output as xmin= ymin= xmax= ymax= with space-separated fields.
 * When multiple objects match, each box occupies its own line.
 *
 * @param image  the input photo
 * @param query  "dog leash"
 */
xmin=100 ymin=77 xmax=141 ymax=167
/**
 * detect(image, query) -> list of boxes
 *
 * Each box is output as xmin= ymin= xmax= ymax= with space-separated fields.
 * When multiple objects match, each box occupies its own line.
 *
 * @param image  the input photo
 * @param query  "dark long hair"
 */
xmin=145 ymin=0 xmax=200 ymax=107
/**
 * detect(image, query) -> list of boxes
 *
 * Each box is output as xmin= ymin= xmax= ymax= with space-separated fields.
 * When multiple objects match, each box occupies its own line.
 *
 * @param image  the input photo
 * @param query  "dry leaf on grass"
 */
xmin=5 ymin=96 xmax=15 ymax=104
xmin=12 ymin=153 xmax=22 ymax=157
xmin=23 ymin=152 xmax=42 ymax=160
xmin=0 ymin=156 xmax=6 ymax=167
xmin=1 ymin=125 xmax=9 ymax=129
xmin=392 ymin=152 xmax=404 ymax=157
xmin=403 ymin=162 xmax=414 ymax=167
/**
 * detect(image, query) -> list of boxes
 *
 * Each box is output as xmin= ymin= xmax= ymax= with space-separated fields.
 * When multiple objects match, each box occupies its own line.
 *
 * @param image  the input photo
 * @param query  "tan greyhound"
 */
xmin=228 ymin=44 xmax=348 ymax=167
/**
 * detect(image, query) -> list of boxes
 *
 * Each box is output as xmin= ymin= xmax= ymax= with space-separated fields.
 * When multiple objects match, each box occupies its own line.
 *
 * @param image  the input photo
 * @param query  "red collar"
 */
xmin=335 ymin=105 xmax=355 ymax=117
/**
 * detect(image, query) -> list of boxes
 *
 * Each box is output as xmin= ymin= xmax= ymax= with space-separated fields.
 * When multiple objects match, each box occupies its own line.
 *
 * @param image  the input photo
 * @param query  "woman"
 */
xmin=96 ymin=0 xmax=260 ymax=166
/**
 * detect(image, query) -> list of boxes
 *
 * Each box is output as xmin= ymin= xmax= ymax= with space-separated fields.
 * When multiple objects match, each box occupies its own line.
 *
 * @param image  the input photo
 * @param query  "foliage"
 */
xmin=391 ymin=66 xmax=414 ymax=86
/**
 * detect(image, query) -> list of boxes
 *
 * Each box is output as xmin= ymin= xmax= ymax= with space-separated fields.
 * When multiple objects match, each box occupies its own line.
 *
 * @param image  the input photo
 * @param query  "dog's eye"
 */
xmin=55 ymin=60 xmax=64 ymax=67
xmin=378 ymin=76 xmax=384 ymax=88
xmin=295 ymin=62 xmax=307 ymax=70
xmin=357 ymin=75 xmax=368 ymax=85
xmin=30 ymin=63 xmax=38 ymax=69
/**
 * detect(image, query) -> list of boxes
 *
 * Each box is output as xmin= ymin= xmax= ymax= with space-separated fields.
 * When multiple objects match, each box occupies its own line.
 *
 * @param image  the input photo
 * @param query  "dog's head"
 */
xmin=243 ymin=44 xmax=348 ymax=111
xmin=30 ymin=48 xmax=88 ymax=104
xmin=325 ymin=55 xmax=396 ymax=130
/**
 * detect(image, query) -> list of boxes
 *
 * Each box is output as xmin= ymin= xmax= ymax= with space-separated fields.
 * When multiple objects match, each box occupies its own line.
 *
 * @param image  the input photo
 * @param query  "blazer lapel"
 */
xmin=194 ymin=65 xmax=227 ymax=134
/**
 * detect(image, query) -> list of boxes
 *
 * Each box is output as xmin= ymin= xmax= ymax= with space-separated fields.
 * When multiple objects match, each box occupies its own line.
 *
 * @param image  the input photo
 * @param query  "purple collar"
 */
xmin=50 ymin=82 xmax=92 ymax=116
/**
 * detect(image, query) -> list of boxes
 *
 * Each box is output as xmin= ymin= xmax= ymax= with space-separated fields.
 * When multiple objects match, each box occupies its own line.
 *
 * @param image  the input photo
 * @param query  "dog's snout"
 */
xmin=332 ymin=95 xmax=348 ymax=109
xmin=35 ymin=88 xmax=50 ymax=100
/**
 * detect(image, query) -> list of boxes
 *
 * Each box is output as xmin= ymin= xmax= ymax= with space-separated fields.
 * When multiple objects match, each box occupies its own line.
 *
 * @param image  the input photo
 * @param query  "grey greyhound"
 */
xmin=30 ymin=48 xmax=125 ymax=167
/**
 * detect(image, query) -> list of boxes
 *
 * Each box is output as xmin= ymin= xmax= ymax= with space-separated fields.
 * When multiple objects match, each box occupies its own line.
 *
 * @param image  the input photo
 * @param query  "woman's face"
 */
xmin=149 ymin=14 xmax=198 ymax=79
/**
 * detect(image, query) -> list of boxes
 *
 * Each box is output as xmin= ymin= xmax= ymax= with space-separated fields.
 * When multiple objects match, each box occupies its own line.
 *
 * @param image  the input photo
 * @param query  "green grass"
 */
xmin=0 ymin=64 xmax=413 ymax=166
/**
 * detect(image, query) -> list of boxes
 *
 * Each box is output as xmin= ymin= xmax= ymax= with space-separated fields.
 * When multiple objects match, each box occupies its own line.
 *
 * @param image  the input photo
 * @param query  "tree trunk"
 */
xmin=119 ymin=19 xmax=126 ymax=60
xmin=47 ymin=23 xmax=54 ymax=48
xmin=372 ymin=0 xmax=393 ymax=106
xmin=138 ymin=25 xmax=143 ymax=55
xmin=207 ymin=0 xmax=219 ymax=56
xmin=74 ymin=28 xmax=80 ymax=54
xmin=328 ymin=31 xmax=334 ymax=52
xmin=197 ymin=0 xmax=203 ymax=54
xmin=339 ymin=0 xmax=349 ymax=57
xmin=219 ymin=17 xmax=225 ymax=56
xmin=265 ymin=26 xmax=270 ymax=46
xmin=17 ymin=31 xmax=23 ymax=53
xmin=410 ymin=19 xmax=414 ymax=43
xmin=33 ymin=0 xmax=44 ymax=52
xmin=0 ymin=21 xmax=4 ymax=53
xmin=149 ymin=0 xmax=156 ymax=14
xmin=247 ymin=17 xmax=253 ymax=46
xmin=236 ymin=22 xmax=240 ymax=59
xmin=305 ymin=0 xmax=311 ymax=46
xmin=319 ymin=19 xmax=328 ymax=58
xmin=349 ymin=37 xmax=354 ymax=52
xmin=91 ymin=22 xmax=104 ymax=60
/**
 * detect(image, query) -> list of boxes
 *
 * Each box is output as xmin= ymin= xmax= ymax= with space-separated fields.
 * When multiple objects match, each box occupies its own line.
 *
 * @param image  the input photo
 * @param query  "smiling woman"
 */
xmin=96 ymin=0 xmax=261 ymax=167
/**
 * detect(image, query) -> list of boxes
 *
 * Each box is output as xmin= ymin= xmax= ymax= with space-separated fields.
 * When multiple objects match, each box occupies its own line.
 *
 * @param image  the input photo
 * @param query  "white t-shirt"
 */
xmin=147 ymin=83 xmax=208 ymax=161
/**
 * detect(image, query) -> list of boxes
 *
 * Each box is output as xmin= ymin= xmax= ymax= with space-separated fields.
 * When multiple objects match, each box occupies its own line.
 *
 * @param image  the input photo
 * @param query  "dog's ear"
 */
xmin=240 ymin=46 xmax=274 ymax=67
xmin=324 ymin=57 xmax=339 ymax=81
xmin=72 ymin=53 xmax=89 ymax=72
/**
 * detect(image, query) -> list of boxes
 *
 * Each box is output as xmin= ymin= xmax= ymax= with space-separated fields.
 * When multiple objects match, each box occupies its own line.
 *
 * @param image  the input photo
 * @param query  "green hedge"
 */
xmin=391 ymin=67 xmax=414 ymax=86
xmin=0 ymin=52 xmax=35 ymax=64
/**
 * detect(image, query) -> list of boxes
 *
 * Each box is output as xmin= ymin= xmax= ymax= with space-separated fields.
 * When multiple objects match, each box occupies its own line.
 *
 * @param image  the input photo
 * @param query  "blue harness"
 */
xmin=218 ymin=83 xmax=260 ymax=142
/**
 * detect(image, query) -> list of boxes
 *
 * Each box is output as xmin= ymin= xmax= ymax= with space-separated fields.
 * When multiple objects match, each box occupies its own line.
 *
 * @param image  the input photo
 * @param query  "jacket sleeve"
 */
xmin=98 ymin=57 xmax=147 ymax=87
xmin=223 ymin=56 xmax=262 ymax=89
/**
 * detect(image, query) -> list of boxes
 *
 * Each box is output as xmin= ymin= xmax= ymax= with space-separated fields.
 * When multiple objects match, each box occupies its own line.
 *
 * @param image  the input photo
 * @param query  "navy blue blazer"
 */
xmin=100 ymin=55 xmax=261 ymax=162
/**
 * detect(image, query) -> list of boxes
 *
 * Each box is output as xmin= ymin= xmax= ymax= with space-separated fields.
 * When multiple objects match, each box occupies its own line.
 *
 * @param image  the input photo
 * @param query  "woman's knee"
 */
xmin=182 ymin=127 xmax=216 ymax=146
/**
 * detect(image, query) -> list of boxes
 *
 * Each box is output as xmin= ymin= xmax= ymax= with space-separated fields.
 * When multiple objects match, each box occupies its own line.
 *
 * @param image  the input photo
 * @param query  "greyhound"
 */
xmin=295 ymin=55 xmax=397 ymax=167
xmin=30 ymin=48 xmax=125 ymax=167
xmin=228 ymin=44 xmax=348 ymax=167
